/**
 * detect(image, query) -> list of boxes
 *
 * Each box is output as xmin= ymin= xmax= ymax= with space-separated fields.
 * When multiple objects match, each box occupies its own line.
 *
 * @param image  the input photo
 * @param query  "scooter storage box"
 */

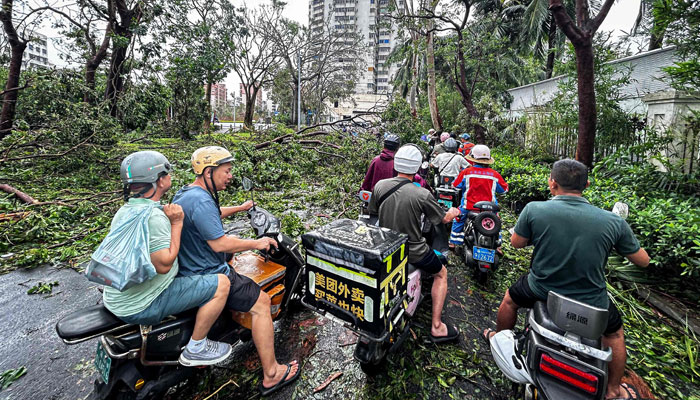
xmin=301 ymin=219 xmax=408 ymax=337
xmin=230 ymin=252 xmax=286 ymax=329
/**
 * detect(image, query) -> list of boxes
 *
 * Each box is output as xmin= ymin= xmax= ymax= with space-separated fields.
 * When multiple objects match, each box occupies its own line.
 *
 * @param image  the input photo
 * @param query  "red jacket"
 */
xmin=453 ymin=165 xmax=508 ymax=210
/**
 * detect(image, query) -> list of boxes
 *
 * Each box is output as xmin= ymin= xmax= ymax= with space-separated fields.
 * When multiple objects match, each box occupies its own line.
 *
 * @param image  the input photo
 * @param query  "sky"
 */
xmin=32 ymin=0 xmax=642 ymax=98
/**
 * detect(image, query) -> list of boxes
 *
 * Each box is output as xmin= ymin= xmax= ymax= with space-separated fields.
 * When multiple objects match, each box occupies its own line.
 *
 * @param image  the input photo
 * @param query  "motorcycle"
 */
xmin=55 ymin=178 xmax=305 ymax=400
xmin=490 ymin=291 xmax=612 ymax=400
xmin=434 ymin=175 xmax=460 ymax=211
xmin=489 ymin=202 xmax=631 ymax=399
xmin=461 ymin=201 xmax=502 ymax=283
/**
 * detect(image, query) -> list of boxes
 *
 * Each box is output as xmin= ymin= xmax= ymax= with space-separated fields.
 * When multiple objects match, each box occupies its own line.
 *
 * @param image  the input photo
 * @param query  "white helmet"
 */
xmin=394 ymin=144 xmax=422 ymax=174
xmin=489 ymin=330 xmax=533 ymax=384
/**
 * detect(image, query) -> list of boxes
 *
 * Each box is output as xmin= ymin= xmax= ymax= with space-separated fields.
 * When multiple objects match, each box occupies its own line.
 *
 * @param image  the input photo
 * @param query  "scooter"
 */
xmin=55 ymin=178 xmax=305 ymax=400
xmin=434 ymin=175 xmax=460 ymax=211
xmin=357 ymin=190 xmax=378 ymax=226
xmin=490 ymin=291 xmax=612 ymax=400
xmin=490 ymin=202 xmax=631 ymax=399
xmin=462 ymin=201 xmax=502 ymax=283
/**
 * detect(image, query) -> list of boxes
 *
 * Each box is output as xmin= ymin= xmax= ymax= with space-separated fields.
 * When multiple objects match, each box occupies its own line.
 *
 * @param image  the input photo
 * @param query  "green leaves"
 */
xmin=27 ymin=281 xmax=59 ymax=295
xmin=0 ymin=367 xmax=27 ymax=390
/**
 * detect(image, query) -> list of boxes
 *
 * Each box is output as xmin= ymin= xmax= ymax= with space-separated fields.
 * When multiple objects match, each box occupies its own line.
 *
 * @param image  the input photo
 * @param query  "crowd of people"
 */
xmin=101 ymin=125 xmax=648 ymax=398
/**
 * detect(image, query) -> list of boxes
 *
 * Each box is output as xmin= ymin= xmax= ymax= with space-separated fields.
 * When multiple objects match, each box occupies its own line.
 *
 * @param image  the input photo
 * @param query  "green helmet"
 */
xmin=120 ymin=151 xmax=172 ymax=184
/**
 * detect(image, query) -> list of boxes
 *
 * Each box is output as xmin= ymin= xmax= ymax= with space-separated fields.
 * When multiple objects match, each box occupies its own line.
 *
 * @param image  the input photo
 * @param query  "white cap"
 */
xmin=466 ymin=144 xmax=495 ymax=164
xmin=394 ymin=145 xmax=423 ymax=174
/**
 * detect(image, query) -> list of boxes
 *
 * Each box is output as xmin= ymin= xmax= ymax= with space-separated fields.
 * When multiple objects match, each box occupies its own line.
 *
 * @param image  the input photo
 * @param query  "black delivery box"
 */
xmin=301 ymin=219 xmax=408 ymax=337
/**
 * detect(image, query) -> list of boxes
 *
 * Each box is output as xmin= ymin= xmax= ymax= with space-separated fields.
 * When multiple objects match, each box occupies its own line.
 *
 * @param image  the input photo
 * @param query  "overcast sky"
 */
xmin=34 ymin=0 xmax=642 ymax=98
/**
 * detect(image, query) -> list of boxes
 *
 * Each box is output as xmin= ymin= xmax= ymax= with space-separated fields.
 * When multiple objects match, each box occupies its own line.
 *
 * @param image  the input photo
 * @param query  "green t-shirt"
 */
xmin=514 ymin=195 xmax=640 ymax=308
xmin=103 ymin=198 xmax=178 ymax=317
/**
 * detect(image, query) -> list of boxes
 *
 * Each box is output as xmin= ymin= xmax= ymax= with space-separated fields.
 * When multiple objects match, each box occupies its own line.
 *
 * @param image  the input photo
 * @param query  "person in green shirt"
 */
xmin=483 ymin=159 xmax=649 ymax=399
xmin=103 ymin=151 xmax=232 ymax=367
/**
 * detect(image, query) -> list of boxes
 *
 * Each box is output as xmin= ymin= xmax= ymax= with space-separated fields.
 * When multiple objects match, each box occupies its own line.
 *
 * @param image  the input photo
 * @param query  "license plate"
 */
xmin=473 ymin=246 xmax=495 ymax=263
xmin=438 ymin=199 xmax=452 ymax=207
xmin=95 ymin=341 xmax=112 ymax=384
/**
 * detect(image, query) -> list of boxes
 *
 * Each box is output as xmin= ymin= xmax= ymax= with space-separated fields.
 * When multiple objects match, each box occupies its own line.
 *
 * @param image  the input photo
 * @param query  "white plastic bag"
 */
xmin=85 ymin=203 xmax=158 ymax=291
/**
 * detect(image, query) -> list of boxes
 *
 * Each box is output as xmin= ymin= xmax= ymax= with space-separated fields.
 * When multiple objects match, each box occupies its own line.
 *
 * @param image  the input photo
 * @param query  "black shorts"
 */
xmin=413 ymin=250 xmax=445 ymax=275
xmin=225 ymin=270 xmax=261 ymax=313
xmin=508 ymin=274 xmax=623 ymax=336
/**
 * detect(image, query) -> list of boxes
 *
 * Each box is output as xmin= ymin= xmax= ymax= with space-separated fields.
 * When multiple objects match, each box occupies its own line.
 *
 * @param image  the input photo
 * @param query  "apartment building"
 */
xmin=24 ymin=33 xmax=51 ymax=69
xmin=308 ymin=0 xmax=405 ymax=95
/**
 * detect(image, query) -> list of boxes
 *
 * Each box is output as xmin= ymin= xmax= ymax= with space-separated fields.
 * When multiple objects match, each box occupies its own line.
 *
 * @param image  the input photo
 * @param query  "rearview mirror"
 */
xmin=242 ymin=177 xmax=254 ymax=191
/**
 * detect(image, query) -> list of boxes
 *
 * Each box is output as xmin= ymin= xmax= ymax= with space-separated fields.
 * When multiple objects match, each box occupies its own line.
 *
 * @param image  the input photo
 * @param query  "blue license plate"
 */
xmin=473 ymin=246 xmax=495 ymax=263
xmin=95 ymin=341 xmax=112 ymax=384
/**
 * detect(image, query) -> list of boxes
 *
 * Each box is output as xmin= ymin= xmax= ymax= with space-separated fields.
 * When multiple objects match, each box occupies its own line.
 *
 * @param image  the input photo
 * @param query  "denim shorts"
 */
xmin=119 ymin=274 xmax=219 ymax=325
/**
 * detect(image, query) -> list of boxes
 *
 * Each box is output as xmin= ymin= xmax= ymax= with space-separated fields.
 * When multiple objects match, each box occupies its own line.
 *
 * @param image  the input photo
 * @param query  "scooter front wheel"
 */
xmin=360 ymin=357 xmax=387 ymax=376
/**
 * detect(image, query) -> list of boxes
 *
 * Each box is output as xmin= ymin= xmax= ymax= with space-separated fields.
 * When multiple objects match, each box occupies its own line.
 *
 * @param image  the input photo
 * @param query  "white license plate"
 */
xmin=95 ymin=341 xmax=112 ymax=384
xmin=473 ymin=246 xmax=495 ymax=263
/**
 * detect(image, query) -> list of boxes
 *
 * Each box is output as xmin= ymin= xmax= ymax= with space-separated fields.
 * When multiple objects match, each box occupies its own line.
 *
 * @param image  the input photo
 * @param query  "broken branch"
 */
xmin=0 ymin=184 xmax=38 ymax=204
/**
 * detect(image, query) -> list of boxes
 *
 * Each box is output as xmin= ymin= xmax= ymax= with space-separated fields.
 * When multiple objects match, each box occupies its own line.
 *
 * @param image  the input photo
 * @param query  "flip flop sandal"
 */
xmin=429 ymin=324 xmax=460 ymax=343
xmin=258 ymin=361 xmax=301 ymax=396
xmin=482 ymin=328 xmax=496 ymax=346
xmin=608 ymin=383 xmax=640 ymax=399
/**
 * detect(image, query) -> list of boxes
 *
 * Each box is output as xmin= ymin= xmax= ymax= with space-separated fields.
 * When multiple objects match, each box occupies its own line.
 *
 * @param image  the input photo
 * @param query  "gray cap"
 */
xmin=444 ymin=138 xmax=459 ymax=153
xmin=120 ymin=151 xmax=171 ymax=185
xmin=394 ymin=145 xmax=423 ymax=174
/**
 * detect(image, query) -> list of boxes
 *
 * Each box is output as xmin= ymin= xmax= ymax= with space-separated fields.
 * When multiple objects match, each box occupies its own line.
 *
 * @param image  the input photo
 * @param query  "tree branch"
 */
xmin=549 ymin=0 xmax=584 ymax=45
xmin=591 ymin=0 xmax=616 ymax=32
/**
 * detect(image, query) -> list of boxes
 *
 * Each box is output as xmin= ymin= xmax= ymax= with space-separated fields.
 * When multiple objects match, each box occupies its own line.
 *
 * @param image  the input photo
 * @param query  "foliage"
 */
xmin=656 ymin=0 xmax=700 ymax=92
xmin=380 ymin=98 xmax=426 ymax=146
xmin=27 ymin=281 xmax=59 ymax=295
xmin=0 ymin=367 xmax=26 ymax=390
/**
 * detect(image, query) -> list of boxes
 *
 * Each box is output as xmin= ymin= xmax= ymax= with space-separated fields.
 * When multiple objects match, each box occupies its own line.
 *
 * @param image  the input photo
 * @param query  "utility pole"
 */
xmin=297 ymin=51 xmax=301 ymax=131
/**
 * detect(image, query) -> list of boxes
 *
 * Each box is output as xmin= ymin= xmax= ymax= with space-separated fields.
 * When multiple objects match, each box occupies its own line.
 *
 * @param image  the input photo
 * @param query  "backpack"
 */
xmin=85 ymin=203 xmax=159 ymax=291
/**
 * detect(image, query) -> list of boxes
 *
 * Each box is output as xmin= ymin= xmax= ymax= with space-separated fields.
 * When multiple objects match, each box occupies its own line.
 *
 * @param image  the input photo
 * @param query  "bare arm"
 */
xmin=150 ymin=204 xmax=184 ymax=274
xmin=207 ymin=235 xmax=277 ymax=254
xmin=624 ymin=248 xmax=650 ymax=267
xmin=442 ymin=207 xmax=461 ymax=224
xmin=510 ymin=232 xmax=529 ymax=249
xmin=220 ymin=200 xmax=254 ymax=219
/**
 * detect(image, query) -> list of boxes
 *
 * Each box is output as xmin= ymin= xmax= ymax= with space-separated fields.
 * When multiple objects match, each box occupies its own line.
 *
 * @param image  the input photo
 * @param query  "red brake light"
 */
xmin=439 ymin=194 xmax=452 ymax=199
xmin=480 ymin=264 xmax=491 ymax=269
xmin=539 ymin=353 xmax=598 ymax=394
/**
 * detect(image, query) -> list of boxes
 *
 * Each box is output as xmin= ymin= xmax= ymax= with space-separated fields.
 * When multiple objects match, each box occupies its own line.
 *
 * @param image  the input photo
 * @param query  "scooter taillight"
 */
xmin=539 ymin=353 xmax=598 ymax=394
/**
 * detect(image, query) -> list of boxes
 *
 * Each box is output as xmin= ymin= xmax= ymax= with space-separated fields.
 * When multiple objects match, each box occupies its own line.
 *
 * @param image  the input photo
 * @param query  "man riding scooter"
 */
xmin=483 ymin=159 xmax=650 ymax=399
xmin=104 ymin=151 xmax=233 ymax=366
xmin=360 ymin=133 xmax=401 ymax=192
xmin=368 ymin=144 xmax=462 ymax=343
xmin=173 ymin=146 xmax=301 ymax=395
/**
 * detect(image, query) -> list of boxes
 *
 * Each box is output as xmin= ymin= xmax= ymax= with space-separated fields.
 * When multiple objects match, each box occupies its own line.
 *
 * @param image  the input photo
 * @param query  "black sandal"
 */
xmin=258 ymin=361 xmax=301 ymax=396
xmin=429 ymin=324 xmax=460 ymax=343
xmin=482 ymin=328 xmax=496 ymax=346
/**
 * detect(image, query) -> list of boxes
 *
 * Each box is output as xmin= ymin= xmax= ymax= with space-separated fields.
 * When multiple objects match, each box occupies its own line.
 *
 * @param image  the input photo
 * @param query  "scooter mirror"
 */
xmin=242 ymin=177 xmax=254 ymax=191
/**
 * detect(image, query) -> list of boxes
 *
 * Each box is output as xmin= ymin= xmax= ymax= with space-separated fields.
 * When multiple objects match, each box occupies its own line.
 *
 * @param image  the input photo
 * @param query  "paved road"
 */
xmin=0 ymin=265 xmax=100 ymax=400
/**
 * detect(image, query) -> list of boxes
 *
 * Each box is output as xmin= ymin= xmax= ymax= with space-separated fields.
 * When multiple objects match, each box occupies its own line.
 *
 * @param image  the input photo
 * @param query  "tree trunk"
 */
xmin=203 ymin=81 xmax=212 ymax=133
xmin=105 ymin=32 xmax=130 ymax=117
xmin=545 ymin=17 xmax=557 ymax=79
xmin=0 ymin=44 xmax=26 ymax=139
xmin=244 ymin=86 xmax=258 ymax=128
xmin=426 ymin=27 xmax=443 ymax=131
xmin=574 ymin=41 xmax=596 ymax=167
xmin=84 ymin=24 xmax=111 ymax=103
xmin=648 ymin=26 xmax=664 ymax=51
xmin=454 ymin=31 xmax=486 ymax=143
xmin=409 ymin=33 xmax=419 ymax=116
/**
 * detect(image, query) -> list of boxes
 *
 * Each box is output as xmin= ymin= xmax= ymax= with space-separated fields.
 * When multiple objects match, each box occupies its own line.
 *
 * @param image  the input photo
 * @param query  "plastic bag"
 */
xmin=85 ymin=203 xmax=158 ymax=291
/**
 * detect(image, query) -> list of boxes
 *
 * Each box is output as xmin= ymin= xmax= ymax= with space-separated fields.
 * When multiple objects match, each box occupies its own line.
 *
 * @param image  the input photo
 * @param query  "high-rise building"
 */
xmin=308 ymin=0 xmax=405 ymax=95
xmin=24 ymin=33 xmax=51 ymax=69
xmin=208 ymin=83 xmax=227 ymax=112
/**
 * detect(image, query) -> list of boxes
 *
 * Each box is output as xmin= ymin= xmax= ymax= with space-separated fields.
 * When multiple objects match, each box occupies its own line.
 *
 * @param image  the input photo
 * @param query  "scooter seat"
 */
xmin=532 ymin=301 xmax=603 ymax=348
xmin=56 ymin=305 xmax=129 ymax=342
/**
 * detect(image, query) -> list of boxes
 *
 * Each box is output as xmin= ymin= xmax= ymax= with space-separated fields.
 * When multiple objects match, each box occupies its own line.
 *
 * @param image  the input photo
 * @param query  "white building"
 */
xmin=308 ymin=0 xmax=405 ymax=95
xmin=24 ymin=33 xmax=51 ymax=69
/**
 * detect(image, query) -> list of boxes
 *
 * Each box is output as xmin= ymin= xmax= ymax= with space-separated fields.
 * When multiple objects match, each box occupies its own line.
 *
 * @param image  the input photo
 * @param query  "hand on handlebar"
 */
xmin=255 ymin=236 xmax=278 ymax=251
xmin=240 ymin=200 xmax=255 ymax=211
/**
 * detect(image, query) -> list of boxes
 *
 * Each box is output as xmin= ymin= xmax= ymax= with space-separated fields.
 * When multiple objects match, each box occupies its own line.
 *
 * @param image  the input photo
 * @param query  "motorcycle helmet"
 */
xmin=394 ymin=144 xmax=423 ymax=174
xmin=191 ymin=146 xmax=235 ymax=175
xmin=384 ymin=134 xmax=400 ymax=151
xmin=489 ymin=330 xmax=534 ymax=384
xmin=444 ymin=138 xmax=459 ymax=153
xmin=440 ymin=132 xmax=450 ymax=142
xmin=120 ymin=151 xmax=172 ymax=200
xmin=460 ymin=133 xmax=471 ymax=141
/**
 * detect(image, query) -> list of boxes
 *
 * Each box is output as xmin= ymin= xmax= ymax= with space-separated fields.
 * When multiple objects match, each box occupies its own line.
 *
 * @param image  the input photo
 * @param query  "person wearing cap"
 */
xmin=430 ymin=138 xmax=470 ymax=179
xmin=104 ymin=151 xmax=233 ymax=367
xmin=360 ymin=134 xmax=401 ymax=192
xmin=458 ymin=133 xmax=475 ymax=156
xmin=173 ymin=146 xmax=300 ymax=394
xmin=449 ymin=145 xmax=509 ymax=248
xmin=430 ymin=132 xmax=451 ymax=159
xmin=368 ymin=144 xmax=462 ymax=344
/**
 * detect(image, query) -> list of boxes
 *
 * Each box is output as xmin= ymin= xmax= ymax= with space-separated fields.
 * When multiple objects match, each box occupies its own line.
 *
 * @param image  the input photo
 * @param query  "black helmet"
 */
xmin=444 ymin=138 xmax=459 ymax=153
xmin=384 ymin=134 xmax=400 ymax=151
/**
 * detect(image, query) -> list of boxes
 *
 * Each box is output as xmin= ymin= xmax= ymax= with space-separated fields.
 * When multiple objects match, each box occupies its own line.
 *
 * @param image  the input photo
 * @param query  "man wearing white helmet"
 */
xmin=368 ymin=144 xmax=462 ymax=343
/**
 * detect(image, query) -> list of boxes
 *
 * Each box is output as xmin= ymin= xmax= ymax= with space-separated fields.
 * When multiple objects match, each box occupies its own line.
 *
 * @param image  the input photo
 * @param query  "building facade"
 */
xmin=24 ymin=33 xmax=50 ymax=69
xmin=308 ymin=0 xmax=405 ymax=95
xmin=208 ymin=83 xmax=227 ymax=113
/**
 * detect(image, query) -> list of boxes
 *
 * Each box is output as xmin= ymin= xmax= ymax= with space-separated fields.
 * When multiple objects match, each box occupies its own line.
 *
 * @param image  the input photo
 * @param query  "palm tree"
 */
xmin=631 ymin=0 xmax=671 ymax=51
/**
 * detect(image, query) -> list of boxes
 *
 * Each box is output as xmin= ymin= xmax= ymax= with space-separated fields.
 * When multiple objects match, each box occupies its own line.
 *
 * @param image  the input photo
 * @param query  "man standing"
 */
xmin=369 ymin=144 xmax=462 ymax=343
xmin=104 ymin=151 xmax=232 ymax=367
xmin=173 ymin=146 xmax=300 ymax=395
xmin=483 ymin=159 xmax=650 ymax=399
xmin=360 ymin=134 xmax=400 ymax=192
